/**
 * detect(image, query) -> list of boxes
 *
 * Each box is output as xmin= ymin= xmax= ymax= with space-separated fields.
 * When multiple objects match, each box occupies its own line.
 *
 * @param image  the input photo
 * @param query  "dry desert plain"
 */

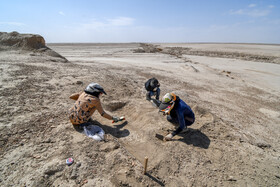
xmin=0 ymin=42 xmax=280 ymax=186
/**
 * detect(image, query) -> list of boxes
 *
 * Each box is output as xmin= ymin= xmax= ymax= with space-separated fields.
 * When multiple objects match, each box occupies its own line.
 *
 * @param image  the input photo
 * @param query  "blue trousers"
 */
xmin=146 ymin=87 xmax=160 ymax=100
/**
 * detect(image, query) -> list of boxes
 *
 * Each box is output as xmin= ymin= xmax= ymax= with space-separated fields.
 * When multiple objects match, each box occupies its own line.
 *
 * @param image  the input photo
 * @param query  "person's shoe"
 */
xmin=164 ymin=133 xmax=174 ymax=141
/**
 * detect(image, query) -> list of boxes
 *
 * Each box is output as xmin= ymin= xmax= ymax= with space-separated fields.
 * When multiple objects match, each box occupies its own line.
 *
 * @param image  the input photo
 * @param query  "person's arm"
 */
xmin=155 ymin=87 xmax=160 ymax=100
xmin=69 ymin=92 xmax=82 ymax=100
xmin=95 ymin=100 xmax=113 ymax=120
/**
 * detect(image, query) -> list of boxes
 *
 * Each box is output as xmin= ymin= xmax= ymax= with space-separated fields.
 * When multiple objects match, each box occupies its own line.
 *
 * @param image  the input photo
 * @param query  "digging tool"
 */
xmin=112 ymin=116 xmax=125 ymax=123
xmin=155 ymin=133 xmax=165 ymax=141
xmin=150 ymin=99 xmax=161 ymax=108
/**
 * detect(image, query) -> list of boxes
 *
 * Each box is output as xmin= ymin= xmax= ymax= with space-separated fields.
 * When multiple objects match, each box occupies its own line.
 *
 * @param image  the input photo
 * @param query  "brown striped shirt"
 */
xmin=68 ymin=92 xmax=112 ymax=125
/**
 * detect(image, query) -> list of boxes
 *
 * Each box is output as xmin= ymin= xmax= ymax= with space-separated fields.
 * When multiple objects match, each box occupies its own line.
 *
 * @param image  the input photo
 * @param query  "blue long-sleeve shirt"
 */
xmin=170 ymin=97 xmax=195 ymax=136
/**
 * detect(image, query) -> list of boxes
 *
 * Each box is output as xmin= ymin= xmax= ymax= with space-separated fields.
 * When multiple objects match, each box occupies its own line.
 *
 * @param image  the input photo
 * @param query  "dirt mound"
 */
xmin=133 ymin=43 xmax=162 ymax=53
xmin=0 ymin=31 xmax=68 ymax=62
xmin=104 ymin=101 xmax=128 ymax=112
xmin=0 ymin=31 xmax=45 ymax=49
xmin=134 ymin=43 xmax=279 ymax=64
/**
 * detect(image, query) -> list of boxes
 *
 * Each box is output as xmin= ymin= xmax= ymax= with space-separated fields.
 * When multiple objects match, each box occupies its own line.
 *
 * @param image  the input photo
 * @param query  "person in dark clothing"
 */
xmin=159 ymin=93 xmax=195 ymax=141
xmin=145 ymin=77 xmax=160 ymax=101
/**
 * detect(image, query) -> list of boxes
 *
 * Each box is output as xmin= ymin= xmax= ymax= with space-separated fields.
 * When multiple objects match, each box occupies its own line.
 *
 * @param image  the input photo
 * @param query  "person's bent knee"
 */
xmin=185 ymin=118 xmax=194 ymax=126
xmin=166 ymin=115 xmax=172 ymax=122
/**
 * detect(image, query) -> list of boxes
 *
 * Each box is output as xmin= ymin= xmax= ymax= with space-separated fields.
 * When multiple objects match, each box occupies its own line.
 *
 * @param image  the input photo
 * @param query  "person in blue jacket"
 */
xmin=159 ymin=93 xmax=195 ymax=141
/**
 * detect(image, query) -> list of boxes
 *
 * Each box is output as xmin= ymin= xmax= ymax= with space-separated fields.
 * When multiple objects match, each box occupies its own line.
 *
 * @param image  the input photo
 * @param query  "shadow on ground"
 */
xmin=176 ymin=128 xmax=210 ymax=149
xmin=145 ymin=173 xmax=165 ymax=186
xmin=92 ymin=120 xmax=130 ymax=138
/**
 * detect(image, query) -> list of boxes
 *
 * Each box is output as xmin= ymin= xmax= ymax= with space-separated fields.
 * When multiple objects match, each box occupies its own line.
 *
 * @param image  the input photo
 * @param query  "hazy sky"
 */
xmin=1 ymin=0 xmax=280 ymax=43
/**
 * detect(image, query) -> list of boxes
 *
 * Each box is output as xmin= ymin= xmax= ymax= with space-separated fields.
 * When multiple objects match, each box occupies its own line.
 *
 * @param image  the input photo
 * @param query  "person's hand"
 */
xmin=164 ymin=133 xmax=174 ymax=141
xmin=112 ymin=116 xmax=120 ymax=123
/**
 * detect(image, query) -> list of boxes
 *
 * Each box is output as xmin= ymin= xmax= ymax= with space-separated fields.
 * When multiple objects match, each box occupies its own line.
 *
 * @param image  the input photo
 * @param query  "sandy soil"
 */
xmin=0 ymin=43 xmax=279 ymax=186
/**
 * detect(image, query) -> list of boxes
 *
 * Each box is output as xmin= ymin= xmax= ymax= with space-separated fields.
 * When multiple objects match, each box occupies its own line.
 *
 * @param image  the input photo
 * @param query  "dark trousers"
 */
xmin=146 ymin=87 xmax=160 ymax=100
xmin=167 ymin=114 xmax=195 ymax=127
